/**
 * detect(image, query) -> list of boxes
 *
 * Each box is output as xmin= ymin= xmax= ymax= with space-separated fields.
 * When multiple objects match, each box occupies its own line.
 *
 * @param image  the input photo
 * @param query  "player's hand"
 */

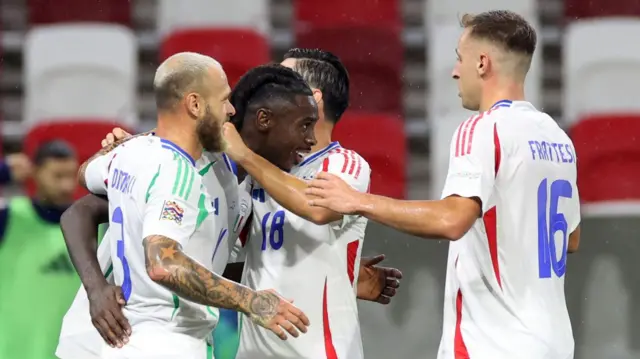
xmin=88 ymin=284 xmax=131 ymax=348
xmin=221 ymin=122 xmax=250 ymax=162
xmin=5 ymin=153 xmax=33 ymax=183
xmin=306 ymin=172 xmax=363 ymax=214
xmin=357 ymin=254 xmax=403 ymax=305
xmin=248 ymin=289 xmax=310 ymax=340
xmin=101 ymin=127 xmax=132 ymax=148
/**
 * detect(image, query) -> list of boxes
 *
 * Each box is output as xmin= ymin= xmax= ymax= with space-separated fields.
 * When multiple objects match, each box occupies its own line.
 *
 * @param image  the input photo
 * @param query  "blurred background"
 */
xmin=0 ymin=0 xmax=638 ymax=358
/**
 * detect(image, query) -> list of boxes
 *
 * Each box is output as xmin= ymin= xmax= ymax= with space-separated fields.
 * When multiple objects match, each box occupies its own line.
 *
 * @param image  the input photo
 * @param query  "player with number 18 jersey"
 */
xmin=437 ymin=100 xmax=580 ymax=359
xmin=237 ymin=142 xmax=371 ymax=359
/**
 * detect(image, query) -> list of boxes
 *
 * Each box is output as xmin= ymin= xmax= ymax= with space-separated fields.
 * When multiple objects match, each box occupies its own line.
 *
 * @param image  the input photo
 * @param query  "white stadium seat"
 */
xmin=24 ymin=24 xmax=138 ymax=127
xmin=563 ymin=18 xmax=640 ymax=125
xmin=156 ymin=0 xmax=270 ymax=37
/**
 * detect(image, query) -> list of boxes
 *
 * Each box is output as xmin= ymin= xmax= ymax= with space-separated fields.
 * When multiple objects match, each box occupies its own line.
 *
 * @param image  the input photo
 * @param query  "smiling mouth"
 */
xmin=294 ymin=149 xmax=311 ymax=164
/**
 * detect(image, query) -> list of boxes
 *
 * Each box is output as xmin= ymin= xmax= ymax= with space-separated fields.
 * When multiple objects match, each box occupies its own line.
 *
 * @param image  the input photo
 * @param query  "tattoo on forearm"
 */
xmin=142 ymin=235 xmax=278 ymax=321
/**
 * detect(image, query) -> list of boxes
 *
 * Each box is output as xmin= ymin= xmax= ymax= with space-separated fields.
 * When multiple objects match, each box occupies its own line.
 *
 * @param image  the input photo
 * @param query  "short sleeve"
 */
xmin=319 ymin=149 xmax=371 ymax=229
xmin=441 ymin=115 xmax=497 ymax=212
xmin=85 ymin=152 xmax=118 ymax=195
xmin=141 ymin=157 xmax=205 ymax=247
xmin=320 ymin=149 xmax=371 ymax=193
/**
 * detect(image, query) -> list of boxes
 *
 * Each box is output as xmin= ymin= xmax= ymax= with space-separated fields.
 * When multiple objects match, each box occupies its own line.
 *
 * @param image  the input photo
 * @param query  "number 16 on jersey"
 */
xmin=537 ymin=178 xmax=573 ymax=279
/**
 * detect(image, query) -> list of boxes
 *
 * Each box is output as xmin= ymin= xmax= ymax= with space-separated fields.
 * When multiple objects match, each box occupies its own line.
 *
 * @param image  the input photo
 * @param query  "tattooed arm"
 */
xmin=143 ymin=235 xmax=308 ymax=339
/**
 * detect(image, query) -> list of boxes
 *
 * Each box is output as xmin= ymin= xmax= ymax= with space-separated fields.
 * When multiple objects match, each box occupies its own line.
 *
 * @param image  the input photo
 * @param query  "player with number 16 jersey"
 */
xmin=437 ymin=100 xmax=580 ymax=359
xmin=238 ymin=142 xmax=371 ymax=359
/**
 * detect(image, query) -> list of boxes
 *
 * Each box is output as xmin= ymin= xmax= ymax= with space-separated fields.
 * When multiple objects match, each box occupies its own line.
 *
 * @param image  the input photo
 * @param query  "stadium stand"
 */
xmin=28 ymin=0 xmax=132 ymax=25
xmin=159 ymin=28 xmax=270 ymax=87
xmin=156 ymin=0 xmax=270 ymax=36
xmin=564 ymin=18 xmax=640 ymax=215
xmin=24 ymin=24 xmax=138 ymax=127
xmin=565 ymin=0 xmax=640 ymax=19
xmin=333 ymin=112 xmax=407 ymax=199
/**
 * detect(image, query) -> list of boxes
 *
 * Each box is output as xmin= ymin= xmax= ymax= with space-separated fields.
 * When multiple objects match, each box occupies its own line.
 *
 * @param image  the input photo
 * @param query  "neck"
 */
xmin=156 ymin=112 xmax=202 ymax=161
xmin=479 ymin=78 xmax=526 ymax=112
xmin=310 ymin=117 xmax=334 ymax=153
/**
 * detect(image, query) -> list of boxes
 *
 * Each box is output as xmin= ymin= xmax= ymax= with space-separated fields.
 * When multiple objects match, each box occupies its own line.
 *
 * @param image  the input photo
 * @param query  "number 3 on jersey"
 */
xmin=261 ymin=210 xmax=285 ymax=251
xmin=537 ymin=179 xmax=573 ymax=279
xmin=112 ymin=206 xmax=132 ymax=300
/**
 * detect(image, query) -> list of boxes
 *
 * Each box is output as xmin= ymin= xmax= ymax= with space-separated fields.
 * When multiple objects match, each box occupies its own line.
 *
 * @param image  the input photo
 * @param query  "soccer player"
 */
xmin=56 ymin=55 xmax=308 ymax=359
xmin=220 ymin=48 xmax=380 ymax=359
xmin=305 ymin=11 xmax=581 ymax=359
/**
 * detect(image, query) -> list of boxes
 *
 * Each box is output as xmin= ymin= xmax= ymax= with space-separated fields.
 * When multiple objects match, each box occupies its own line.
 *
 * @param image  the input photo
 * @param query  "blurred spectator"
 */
xmin=0 ymin=140 xmax=79 ymax=359
xmin=0 ymin=153 xmax=33 ymax=184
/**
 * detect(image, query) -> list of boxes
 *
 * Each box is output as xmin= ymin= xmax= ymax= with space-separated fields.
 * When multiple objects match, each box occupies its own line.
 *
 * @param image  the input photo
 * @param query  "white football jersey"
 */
xmin=236 ymin=142 xmax=371 ymax=359
xmin=437 ymin=101 xmax=580 ymax=359
xmin=56 ymin=137 xmax=251 ymax=358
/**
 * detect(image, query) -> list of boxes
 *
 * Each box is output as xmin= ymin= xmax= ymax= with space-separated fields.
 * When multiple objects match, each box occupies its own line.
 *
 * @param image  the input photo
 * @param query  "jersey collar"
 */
xmin=297 ymin=141 xmax=341 ymax=168
xmin=160 ymin=138 xmax=196 ymax=166
xmin=491 ymin=100 xmax=513 ymax=109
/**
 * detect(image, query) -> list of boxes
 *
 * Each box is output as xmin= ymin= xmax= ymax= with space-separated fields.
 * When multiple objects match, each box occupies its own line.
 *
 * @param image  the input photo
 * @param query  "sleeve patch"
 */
xmin=159 ymin=200 xmax=185 ymax=225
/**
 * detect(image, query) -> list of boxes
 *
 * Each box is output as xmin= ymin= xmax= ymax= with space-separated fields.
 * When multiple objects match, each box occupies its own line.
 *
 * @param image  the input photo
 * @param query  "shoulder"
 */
xmin=322 ymin=147 xmax=371 ymax=181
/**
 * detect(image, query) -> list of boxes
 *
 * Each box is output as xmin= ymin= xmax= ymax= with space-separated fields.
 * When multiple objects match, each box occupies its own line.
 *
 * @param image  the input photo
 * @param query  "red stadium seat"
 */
xmin=23 ymin=120 xmax=133 ymax=200
xmin=295 ymin=0 xmax=401 ymax=29
xmin=28 ymin=0 xmax=131 ymax=26
xmin=571 ymin=114 xmax=640 ymax=203
xmin=297 ymin=26 xmax=403 ymax=115
xmin=160 ymin=29 xmax=270 ymax=87
xmin=565 ymin=0 xmax=640 ymax=19
xmin=332 ymin=112 xmax=406 ymax=199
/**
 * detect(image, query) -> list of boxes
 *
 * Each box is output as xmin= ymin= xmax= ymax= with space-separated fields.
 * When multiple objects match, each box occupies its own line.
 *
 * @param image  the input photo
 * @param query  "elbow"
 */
xmin=567 ymin=242 xmax=579 ymax=254
xmin=439 ymin=213 xmax=473 ymax=241
xmin=146 ymin=262 xmax=169 ymax=283
xmin=441 ymin=225 xmax=467 ymax=241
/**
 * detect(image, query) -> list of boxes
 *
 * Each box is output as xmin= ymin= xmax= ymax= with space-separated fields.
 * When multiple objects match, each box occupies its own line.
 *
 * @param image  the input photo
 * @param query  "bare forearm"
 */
xmin=144 ymin=236 xmax=263 ymax=314
xmin=239 ymin=151 xmax=339 ymax=224
xmin=356 ymin=194 xmax=472 ymax=240
xmin=61 ymin=195 xmax=110 ymax=292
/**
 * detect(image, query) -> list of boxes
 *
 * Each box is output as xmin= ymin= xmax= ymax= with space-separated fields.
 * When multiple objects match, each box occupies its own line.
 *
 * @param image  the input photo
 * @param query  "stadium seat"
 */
xmin=28 ymin=0 xmax=131 ymax=25
xmin=159 ymin=28 xmax=270 ymax=87
xmin=332 ymin=112 xmax=406 ymax=199
xmin=570 ymin=114 xmax=640 ymax=211
xmin=297 ymin=26 xmax=403 ymax=115
xmin=426 ymin=0 xmax=537 ymax=24
xmin=563 ymin=19 xmax=640 ymax=125
xmin=157 ymin=0 xmax=270 ymax=37
xmin=294 ymin=0 xmax=401 ymax=30
xmin=24 ymin=24 xmax=138 ymax=127
xmin=565 ymin=0 xmax=640 ymax=20
xmin=23 ymin=121 xmax=133 ymax=200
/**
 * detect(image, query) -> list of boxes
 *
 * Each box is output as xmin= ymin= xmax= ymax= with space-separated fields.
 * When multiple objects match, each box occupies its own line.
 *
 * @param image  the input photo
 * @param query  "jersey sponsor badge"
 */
xmin=160 ymin=200 xmax=184 ymax=224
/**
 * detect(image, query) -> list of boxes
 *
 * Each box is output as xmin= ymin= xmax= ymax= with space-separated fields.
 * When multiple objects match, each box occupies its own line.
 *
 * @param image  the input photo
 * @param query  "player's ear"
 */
xmin=477 ymin=53 xmax=489 ymax=76
xmin=255 ymin=108 xmax=273 ymax=132
xmin=185 ymin=92 xmax=201 ymax=119
xmin=312 ymin=88 xmax=323 ymax=105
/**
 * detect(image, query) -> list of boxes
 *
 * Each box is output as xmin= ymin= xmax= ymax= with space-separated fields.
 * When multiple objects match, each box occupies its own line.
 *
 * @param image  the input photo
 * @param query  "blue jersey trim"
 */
xmin=160 ymin=139 xmax=196 ymax=166
xmin=491 ymin=100 xmax=513 ymax=109
xmin=297 ymin=142 xmax=341 ymax=168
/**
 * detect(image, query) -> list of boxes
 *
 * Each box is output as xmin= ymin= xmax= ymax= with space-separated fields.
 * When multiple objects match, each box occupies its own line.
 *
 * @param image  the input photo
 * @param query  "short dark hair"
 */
xmin=230 ymin=64 xmax=314 ymax=131
xmin=283 ymin=48 xmax=350 ymax=123
xmin=33 ymin=140 xmax=76 ymax=166
xmin=461 ymin=10 xmax=537 ymax=57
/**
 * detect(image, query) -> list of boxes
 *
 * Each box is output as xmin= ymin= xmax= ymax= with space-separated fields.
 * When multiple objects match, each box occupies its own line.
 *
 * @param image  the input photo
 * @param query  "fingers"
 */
xmin=269 ymin=324 xmax=288 ymax=341
xmin=94 ymin=317 xmax=119 ymax=347
xmin=112 ymin=127 xmax=130 ymax=140
xmin=103 ymin=311 xmax=127 ymax=347
xmin=376 ymin=295 xmax=392 ymax=305
xmin=284 ymin=310 xmax=308 ymax=333
xmin=278 ymin=319 xmax=300 ymax=338
xmin=385 ymin=267 xmax=403 ymax=279
xmin=382 ymin=287 xmax=397 ymax=298
xmin=362 ymin=254 xmax=385 ymax=267
xmin=386 ymin=277 xmax=401 ymax=289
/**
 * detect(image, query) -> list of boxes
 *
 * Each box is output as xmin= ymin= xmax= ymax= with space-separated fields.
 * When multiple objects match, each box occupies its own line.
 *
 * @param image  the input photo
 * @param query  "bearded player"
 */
xmin=305 ymin=11 xmax=580 ymax=359
xmin=56 ymin=56 xmax=310 ymax=359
